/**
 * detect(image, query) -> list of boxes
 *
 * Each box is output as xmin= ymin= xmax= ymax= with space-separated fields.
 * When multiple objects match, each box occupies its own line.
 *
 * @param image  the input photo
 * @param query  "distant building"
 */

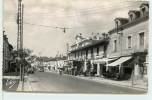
xmin=3 ymin=32 xmax=13 ymax=73
xmin=107 ymin=3 xmax=149 ymax=80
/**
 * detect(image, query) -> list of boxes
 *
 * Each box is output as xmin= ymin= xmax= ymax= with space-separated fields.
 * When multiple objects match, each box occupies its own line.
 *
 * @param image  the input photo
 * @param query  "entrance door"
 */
xmin=93 ymin=64 xmax=97 ymax=75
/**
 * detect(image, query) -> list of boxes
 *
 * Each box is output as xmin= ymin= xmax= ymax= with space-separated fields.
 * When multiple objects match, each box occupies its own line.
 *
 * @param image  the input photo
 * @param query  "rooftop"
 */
xmin=70 ymin=37 xmax=109 ymax=53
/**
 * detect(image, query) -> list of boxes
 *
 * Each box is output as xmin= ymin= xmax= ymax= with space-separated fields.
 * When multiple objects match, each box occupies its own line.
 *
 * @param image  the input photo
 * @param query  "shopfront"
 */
xmin=132 ymin=52 xmax=147 ymax=80
xmin=93 ymin=58 xmax=116 ymax=77
xmin=107 ymin=56 xmax=132 ymax=80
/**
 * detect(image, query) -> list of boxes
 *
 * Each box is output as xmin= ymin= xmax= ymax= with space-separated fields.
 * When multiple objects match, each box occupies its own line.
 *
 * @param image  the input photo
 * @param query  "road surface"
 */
xmin=28 ymin=72 xmax=146 ymax=94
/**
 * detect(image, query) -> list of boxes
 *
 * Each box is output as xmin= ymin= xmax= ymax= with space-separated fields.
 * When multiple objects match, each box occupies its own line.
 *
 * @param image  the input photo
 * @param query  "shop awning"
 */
xmin=93 ymin=58 xmax=116 ymax=64
xmin=107 ymin=56 xmax=132 ymax=67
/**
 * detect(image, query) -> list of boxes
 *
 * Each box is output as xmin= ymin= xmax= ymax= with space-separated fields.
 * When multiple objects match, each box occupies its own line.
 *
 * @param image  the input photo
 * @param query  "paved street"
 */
xmin=28 ymin=72 xmax=146 ymax=94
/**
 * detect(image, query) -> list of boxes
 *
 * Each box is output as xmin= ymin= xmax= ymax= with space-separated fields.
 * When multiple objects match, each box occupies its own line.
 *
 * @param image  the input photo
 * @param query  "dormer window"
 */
xmin=141 ymin=7 xmax=146 ymax=14
xmin=115 ymin=18 xmax=129 ymax=28
xmin=128 ymin=10 xmax=140 ymax=21
xmin=140 ymin=3 xmax=149 ymax=16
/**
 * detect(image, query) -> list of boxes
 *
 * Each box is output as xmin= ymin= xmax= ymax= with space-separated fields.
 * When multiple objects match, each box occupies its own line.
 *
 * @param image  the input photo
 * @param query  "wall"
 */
xmin=107 ymin=20 xmax=149 ymax=58
xmin=3 ymin=38 xmax=10 ymax=72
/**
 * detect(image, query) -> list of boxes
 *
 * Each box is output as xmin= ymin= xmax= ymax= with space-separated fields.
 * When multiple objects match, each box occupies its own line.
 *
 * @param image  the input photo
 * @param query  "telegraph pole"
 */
xmin=17 ymin=0 xmax=24 ymax=84
xmin=17 ymin=0 xmax=22 ymax=50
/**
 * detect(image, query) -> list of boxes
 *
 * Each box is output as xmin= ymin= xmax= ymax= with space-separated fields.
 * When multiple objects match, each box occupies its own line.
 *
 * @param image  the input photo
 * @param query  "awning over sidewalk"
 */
xmin=93 ymin=58 xmax=116 ymax=64
xmin=107 ymin=56 xmax=132 ymax=67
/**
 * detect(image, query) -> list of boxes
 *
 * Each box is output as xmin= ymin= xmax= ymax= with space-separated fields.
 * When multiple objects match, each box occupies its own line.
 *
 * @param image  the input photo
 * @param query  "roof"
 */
xmin=75 ymin=34 xmax=85 ymax=40
xmin=128 ymin=10 xmax=141 ymax=18
xmin=115 ymin=17 xmax=129 ymax=25
xmin=109 ymin=13 xmax=148 ymax=34
xmin=115 ymin=17 xmax=128 ymax=21
xmin=109 ymin=3 xmax=149 ymax=35
xmin=70 ymin=38 xmax=109 ymax=53
xmin=71 ymin=38 xmax=92 ymax=47
xmin=140 ymin=3 xmax=149 ymax=8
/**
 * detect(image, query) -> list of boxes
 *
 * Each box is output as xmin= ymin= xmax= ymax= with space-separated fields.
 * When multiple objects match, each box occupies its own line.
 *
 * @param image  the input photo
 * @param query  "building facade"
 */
xmin=67 ymin=3 xmax=149 ymax=81
xmin=3 ymin=33 xmax=13 ymax=73
xmin=68 ymin=33 xmax=109 ymax=76
xmin=107 ymin=3 xmax=149 ymax=80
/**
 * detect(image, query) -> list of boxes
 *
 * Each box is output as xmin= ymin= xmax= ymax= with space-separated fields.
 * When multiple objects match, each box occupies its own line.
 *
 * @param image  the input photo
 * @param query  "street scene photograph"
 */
xmin=2 ymin=0 xmax=149 ymax=94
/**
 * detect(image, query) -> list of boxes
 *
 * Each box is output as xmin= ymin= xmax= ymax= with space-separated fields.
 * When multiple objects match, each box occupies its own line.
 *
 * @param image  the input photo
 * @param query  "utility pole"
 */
xmin=21 ymin=4 xmax=24 ymax=90
xmin=17 ymin=0 xmax=22 ymax=50
xmin=17 ymin=0 xmax=24 ymax=84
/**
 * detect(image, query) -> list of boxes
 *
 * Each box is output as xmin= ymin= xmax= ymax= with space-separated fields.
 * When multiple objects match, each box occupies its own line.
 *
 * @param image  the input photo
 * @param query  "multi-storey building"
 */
xmin=107 ymin=3 xmax=149 ymax=80
xmin=3 ymin=32 xmax=13 ymax=73
xmin=68 ymin=3 xmax=149 ymax=81
xmin=68 ymin=33 xmax=109 ymax=76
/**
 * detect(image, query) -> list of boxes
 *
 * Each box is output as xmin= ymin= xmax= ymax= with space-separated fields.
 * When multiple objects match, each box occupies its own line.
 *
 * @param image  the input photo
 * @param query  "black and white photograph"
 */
xmin=2 ymin=0 xmax=149 ymax=94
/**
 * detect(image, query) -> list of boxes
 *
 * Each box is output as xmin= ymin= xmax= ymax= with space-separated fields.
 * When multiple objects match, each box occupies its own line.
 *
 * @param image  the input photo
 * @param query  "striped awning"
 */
xmin=93 ymin=58 xmax=116 ymax=64
xmin=107 ymin=56 xmax=132 ymax=67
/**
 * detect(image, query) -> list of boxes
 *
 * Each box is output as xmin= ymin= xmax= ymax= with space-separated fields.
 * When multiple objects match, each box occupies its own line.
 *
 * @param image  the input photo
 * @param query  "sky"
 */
xmin=3 ymin=0 xmax=148 ymax=57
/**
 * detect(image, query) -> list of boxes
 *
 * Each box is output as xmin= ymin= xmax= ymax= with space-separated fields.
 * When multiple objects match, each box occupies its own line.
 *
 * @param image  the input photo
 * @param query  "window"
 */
xmin=86 ymin=50 xmax=88 ymax=58
xmin=139 ymin=32 xmax=144 ymax=47
xmin=130 ymin=14 xmax=133 ymax=21
xmin=91 ymin=48 xmax=93 ymax=57
xmin=128 ymin=36 xmax=132 ymax=48
xmin=96 ymin=47 xmax=99 ymax=56
xmin=141 ymin=7 xmax=146 ymax=15
xmin=75 ymin=53 xmax=76 ymax=58
xmin=114 ymin=40 xmax=117 ymax=52
xmin=116 ymin=21 xmax=119 ymax=28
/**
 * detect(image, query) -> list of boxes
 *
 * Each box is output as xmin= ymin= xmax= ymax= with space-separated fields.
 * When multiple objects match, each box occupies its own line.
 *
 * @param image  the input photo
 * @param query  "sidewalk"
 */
xmin=75 ymin=75 xmax=148 ymax=91
xmin=16 ymin=76 xmax=33 ymax=92
xmin=3 ymin=76 xmax=20 ymax=80
xmin=43 ymin=71 xmax=148 ymax=91
xmin=46 ymin=71 xmax=148 ymax=91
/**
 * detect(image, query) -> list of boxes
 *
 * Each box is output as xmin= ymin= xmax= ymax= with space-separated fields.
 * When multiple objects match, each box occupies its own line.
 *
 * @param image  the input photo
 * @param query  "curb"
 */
xmin=3 ymin=76 xmax=20 ymax=79
xmin=59 ymin=72 xmax=147 ymax=91
xmin=75 ymin=76 xmax=148 ymax=92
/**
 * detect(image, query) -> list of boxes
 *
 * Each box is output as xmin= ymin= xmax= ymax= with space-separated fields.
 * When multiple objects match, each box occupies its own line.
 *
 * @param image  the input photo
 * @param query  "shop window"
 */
xmin=128 ymin=36 xmax=132 ymax=49
xmin=86 ymin=50 xmax=88 ymax=58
